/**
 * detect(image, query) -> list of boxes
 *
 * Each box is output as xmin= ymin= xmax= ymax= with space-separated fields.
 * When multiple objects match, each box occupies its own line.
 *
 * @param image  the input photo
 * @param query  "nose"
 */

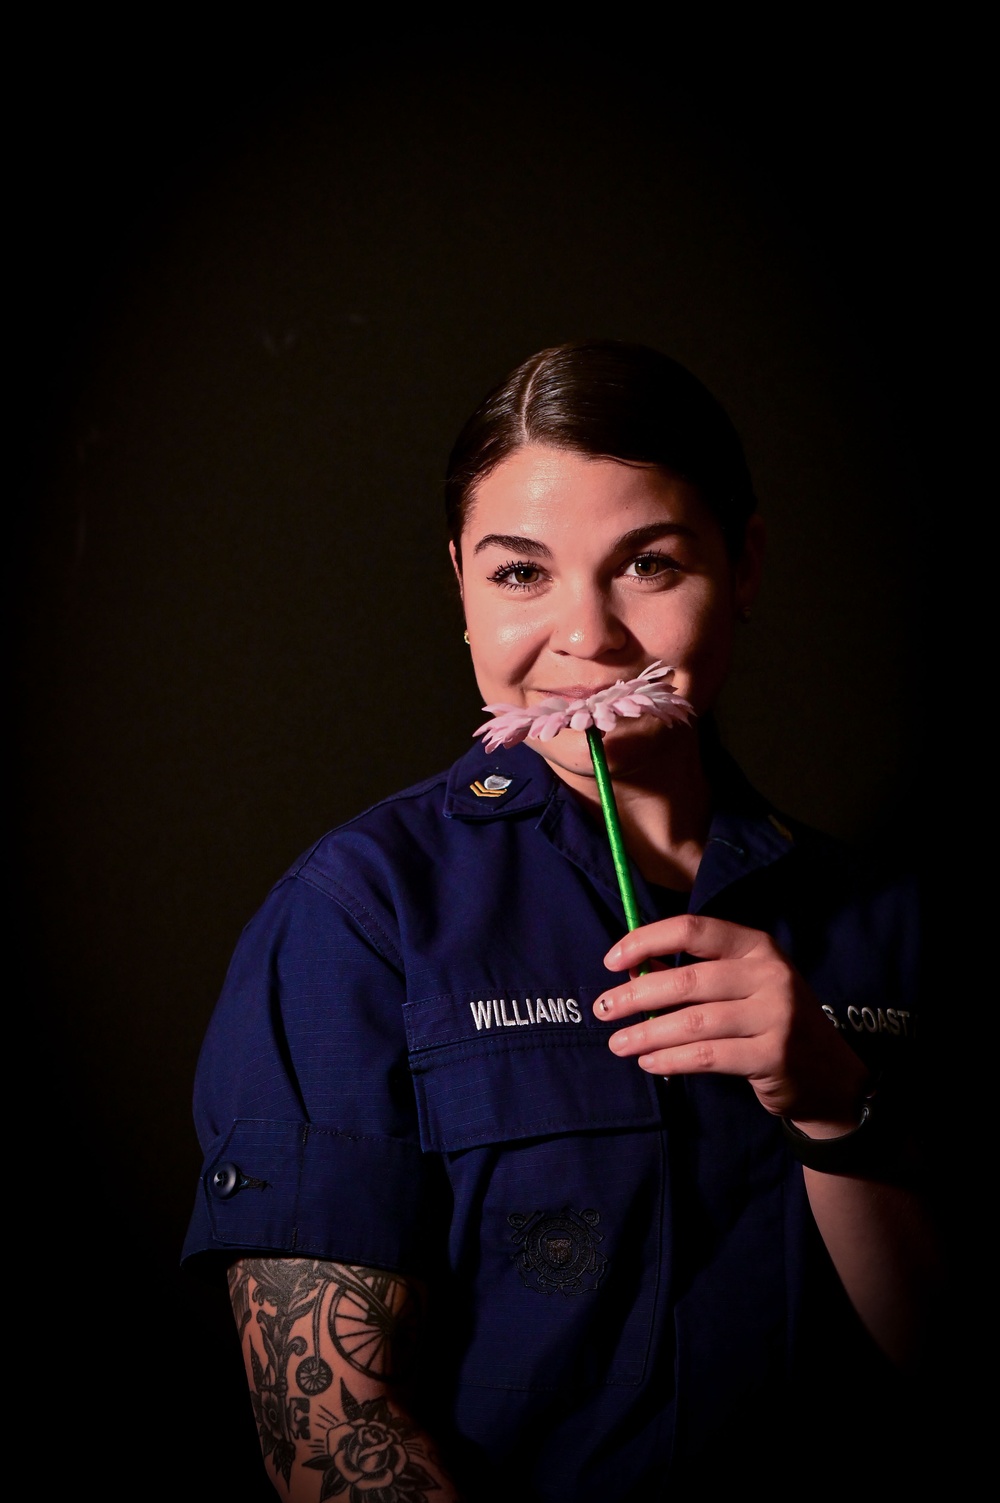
xmin=550 ymin=584 xmax=627 ymax=657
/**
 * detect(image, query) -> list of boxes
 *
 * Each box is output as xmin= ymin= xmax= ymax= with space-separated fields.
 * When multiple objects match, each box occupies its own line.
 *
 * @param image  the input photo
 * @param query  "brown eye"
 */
xmin=627 ymin=554 xmax=668 ymax=577
xmin=624 ymin=552 xmax=681 ymax=580
xmin=488 ymin=559 xmax=546 ymax=590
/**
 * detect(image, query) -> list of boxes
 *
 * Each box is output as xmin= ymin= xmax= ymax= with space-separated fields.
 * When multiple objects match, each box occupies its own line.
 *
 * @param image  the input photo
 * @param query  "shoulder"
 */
xmin=706 ymin=749 xmax=921 ymax=1010
xmin=276 ymin=740 xmax=557 ymax=894
xmin=287 ymin=765 xmax=452 ymax=888
xmin=755 ymin=801 xmax=920 ymax=965
xmin=238 ymin=740 xmax=559 ymax=959
xmin=745 ymin=799 xmax=924 ymax=1069
xmin=772 ymin=807 xmax=920 ymax=938
xmin=223 ymin=766 xmax=452 ymax=970
xmin=705 ymin=747 xmax=916 ymax=921
xmin=722 ymin=748 xmax=918 ymax=915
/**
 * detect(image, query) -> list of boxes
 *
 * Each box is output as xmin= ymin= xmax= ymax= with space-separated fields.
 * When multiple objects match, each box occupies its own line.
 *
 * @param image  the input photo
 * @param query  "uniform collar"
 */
xmin=443 ymin=736 xmax=795 ymax=912
xmin=688 ymin=752 xmax=795 ymax=912
xmin=443 ymin=740 xmax=555 ymax=821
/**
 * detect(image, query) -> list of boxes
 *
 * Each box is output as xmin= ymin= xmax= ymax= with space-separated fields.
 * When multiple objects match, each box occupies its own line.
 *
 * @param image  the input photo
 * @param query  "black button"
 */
xmin=209 ymin=1162 xmax=242 ymax=1199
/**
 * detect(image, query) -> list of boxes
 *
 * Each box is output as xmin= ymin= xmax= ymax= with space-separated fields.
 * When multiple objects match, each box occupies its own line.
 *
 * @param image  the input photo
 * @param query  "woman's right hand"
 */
xmin=594 ymin=911 xmax=872 ymax=1132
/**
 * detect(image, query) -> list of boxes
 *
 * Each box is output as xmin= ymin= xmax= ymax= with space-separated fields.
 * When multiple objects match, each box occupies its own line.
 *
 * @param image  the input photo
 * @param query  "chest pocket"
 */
xmin=405 ymin=1003 xmax=668 ymax=1392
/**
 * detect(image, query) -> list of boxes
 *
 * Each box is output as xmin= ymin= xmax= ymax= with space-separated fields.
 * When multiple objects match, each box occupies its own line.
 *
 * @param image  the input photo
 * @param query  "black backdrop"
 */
xmin=16 ymin=33 xmax=977 ymax=1501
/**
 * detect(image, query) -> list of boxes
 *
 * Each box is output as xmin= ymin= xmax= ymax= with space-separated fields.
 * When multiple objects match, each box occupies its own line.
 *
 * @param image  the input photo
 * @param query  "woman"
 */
xmin=182 ymin=340 xmax=938 ymax=1500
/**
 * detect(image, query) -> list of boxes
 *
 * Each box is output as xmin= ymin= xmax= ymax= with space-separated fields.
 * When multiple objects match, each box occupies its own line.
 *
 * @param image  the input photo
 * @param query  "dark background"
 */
xmin=16 ymin=31 xmax=977 ymax=1501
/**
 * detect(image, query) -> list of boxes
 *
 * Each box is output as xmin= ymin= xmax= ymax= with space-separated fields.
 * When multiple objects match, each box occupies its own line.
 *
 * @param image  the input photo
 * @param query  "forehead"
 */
xmin=462 ymin=444 xmax=710 ymax=543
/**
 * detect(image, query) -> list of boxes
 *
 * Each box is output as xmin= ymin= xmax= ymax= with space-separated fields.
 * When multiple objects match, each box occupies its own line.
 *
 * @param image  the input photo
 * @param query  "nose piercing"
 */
xmin=569 ymin=630 xmax=585 ymax=644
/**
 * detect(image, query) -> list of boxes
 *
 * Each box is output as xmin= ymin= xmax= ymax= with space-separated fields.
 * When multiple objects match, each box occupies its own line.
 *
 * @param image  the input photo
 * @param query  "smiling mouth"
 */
xmin=530 ymin=683 xmax=623 ymax=700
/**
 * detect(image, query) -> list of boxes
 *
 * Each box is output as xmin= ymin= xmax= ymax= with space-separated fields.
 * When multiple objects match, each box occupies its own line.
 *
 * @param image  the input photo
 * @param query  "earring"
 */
xmin=463 ymin=630 xmax=470 ymax=644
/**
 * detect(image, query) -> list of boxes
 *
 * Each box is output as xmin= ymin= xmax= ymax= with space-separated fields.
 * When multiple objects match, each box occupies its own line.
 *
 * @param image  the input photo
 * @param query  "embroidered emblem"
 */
xmin=507 ymin=1208 xmax=607 ymax=1294
xmin=470 ymin=776 xmax=511 ymax=798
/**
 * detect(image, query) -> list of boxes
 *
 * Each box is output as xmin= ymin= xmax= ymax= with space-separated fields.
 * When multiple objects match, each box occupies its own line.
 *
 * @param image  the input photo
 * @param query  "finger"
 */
xmin=633 ymin=1038 xmax=763 ymax=1077
xmin=604 ymin=913 xmax=767 ymax=974
xmin=606 ymin=1000 xmax=758 ymax=1061
xmin=615 ymin=1027 xmax=767 ymax=1079
xmin=595 ymin=959 xmax=761 ymax=1019
xmin=628 ymin=957 xmax=668 ymax=980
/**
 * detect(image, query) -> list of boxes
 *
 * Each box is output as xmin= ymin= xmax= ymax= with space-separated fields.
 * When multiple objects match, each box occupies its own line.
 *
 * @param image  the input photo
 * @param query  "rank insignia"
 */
xmin=507 ymin=1208 xmax=607 ymax=1294
xmin=470 ymin=774 xmax=512 ymax=798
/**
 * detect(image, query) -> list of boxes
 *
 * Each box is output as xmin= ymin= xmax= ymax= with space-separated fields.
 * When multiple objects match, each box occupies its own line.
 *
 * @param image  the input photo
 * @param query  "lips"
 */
xmin=530 ymin=682 xmax=627 ymax=701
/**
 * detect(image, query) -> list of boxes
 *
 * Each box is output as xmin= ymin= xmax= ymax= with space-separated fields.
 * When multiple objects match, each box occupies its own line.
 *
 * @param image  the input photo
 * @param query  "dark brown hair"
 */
xmin=446 ymin=338 xmax=757 ymax=562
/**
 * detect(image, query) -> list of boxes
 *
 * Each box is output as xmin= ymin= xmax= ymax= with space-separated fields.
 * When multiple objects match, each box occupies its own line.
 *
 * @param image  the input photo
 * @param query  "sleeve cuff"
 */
xmin=181 ymin=1119 xmax=440 ymax=1276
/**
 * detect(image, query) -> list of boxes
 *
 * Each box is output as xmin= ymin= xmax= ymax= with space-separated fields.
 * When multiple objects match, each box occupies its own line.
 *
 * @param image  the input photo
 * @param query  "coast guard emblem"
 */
xmin=507 ymin=1208 xmax=606 ymax=1294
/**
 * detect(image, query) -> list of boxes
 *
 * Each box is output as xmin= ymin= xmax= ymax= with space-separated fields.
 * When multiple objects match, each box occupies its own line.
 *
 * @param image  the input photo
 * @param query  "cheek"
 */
xmin=465 ymin=594 xmax=547 ymax=655
xmin=680 ymin=606 xmax=736 ymax=697
xmin=465 ymin=603 xmax=546 ymax=700
xmin=636 ymin=589 xmax=720 ymax=652
xmin=642 ymin=590 xmax=733 ymax=696
xmin=495 ymin=619 xmax=544 ymax=650
xmin=685 ymin=599 xmax=733 ymax=654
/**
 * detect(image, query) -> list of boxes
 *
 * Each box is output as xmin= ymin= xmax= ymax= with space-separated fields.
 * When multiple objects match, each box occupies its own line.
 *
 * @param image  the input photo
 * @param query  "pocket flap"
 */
xmin=409 ymin=1032 xmax=661 ymax=1152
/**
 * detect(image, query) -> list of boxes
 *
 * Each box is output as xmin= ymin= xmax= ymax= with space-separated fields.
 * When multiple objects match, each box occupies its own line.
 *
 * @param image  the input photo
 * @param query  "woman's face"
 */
xmin=453 ymin=444 xmax=763 ymax=786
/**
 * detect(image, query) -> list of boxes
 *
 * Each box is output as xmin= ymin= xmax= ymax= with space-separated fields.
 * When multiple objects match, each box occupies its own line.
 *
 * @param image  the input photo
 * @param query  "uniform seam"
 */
xmin=408 ymin=1025 xmax=613 ymax=1050
xmin=405 ymin=983 xmax=598 ymax=1005
xmin=291 ymin=871 xmax=405 ymax=972
xmin=423 ymin=1110 xmax=663 ymax=1150
xmin=229 ymin=1119 xmax=424 ymax=1150
xmin=326 ymin=773 xmax=450 ymax=830
xmin=410 ymin=1033 xmax=617 ymax=1066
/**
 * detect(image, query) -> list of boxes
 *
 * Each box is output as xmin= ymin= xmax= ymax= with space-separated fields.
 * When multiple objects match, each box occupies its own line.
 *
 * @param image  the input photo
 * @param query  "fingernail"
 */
xmin=609 ymin=1031 xmax=629 ymax=1053
xmin=605 ymin=944 xmax=623 ymax=967
xmin=594 ymin=996 xmax=613 ymax=1015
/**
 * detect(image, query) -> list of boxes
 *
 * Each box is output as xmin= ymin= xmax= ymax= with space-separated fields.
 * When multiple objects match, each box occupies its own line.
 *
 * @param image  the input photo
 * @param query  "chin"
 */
xmin=528 ymin=735 xmax=596 ymax=780
xmin=533 ymin=720 xmax=686 ymax=784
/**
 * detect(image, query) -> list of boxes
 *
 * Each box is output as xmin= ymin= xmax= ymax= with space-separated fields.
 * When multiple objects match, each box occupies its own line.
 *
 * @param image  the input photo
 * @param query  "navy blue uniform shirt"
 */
xmin=182 ymin=738 xmax=921 ymax=1499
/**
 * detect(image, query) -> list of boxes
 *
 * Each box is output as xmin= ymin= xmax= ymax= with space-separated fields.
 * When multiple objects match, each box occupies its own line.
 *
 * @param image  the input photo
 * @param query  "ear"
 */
xmin=735 ymin=513 xmax=765 ymax=614
xmin=449 ymin=540 xmax=464 ymax=599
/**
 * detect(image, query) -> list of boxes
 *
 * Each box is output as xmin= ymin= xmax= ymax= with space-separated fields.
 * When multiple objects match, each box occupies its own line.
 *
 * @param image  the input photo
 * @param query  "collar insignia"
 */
xmin=470 ymin=774 xmax=512 ymax=799
xmin=767 ymin=813 xmax=794 ymax=843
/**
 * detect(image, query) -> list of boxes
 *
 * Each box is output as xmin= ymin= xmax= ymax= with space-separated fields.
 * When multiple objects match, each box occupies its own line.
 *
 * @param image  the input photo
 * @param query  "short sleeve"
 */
xmin=181 ymin=871 xmax=443 ymax=1277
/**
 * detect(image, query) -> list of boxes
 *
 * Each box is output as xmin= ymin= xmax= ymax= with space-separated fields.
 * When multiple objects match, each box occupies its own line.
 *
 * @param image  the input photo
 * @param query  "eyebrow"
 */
xmin=473 ymin=532 xmax=553 ymax=558
xmin=615 ymin=522 xmax=697 ymax=550
xmin=472 ymin=522 xmax=696 ymax=558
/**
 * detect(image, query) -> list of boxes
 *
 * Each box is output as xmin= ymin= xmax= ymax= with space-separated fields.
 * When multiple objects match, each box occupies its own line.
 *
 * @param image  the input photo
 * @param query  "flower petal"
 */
xmin=530 ymin=710 xmax=571 ymax=740
xmin=472 ymin=664 xmax=693 ymax=748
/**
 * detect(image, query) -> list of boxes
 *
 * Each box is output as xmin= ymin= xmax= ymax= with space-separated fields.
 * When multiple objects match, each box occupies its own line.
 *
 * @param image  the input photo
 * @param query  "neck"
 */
xmin=562 ymin=728 xmax=713 ymax=890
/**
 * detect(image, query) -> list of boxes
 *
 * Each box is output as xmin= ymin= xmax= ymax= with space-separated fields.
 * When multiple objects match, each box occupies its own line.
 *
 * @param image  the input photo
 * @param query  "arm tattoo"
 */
xmin=229 ymin=1259 xmax=439 ymax=1499
xmin=304 ymin=1379 xmax=440 ymax=1502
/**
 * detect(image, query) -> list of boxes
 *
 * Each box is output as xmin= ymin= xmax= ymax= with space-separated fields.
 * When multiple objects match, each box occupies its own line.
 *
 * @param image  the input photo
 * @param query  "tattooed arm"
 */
xmin=228 ymin=1257 xmax=461 ymax=1502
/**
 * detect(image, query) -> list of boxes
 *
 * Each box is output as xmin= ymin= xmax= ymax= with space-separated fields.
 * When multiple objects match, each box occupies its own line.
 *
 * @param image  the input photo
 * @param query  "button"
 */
xmin=209 ymin=1162 xmax=242 ymax=1199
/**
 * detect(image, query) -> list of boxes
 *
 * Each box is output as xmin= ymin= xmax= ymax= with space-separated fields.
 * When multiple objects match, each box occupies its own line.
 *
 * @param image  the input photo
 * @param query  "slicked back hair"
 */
xmin=446 ymin=339 xmax=757 ymax=563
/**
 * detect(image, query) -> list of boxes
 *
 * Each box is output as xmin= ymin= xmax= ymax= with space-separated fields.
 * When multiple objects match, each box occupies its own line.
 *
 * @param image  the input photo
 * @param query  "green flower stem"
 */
xmin=586 ymin=726 xmax=650 ymax=980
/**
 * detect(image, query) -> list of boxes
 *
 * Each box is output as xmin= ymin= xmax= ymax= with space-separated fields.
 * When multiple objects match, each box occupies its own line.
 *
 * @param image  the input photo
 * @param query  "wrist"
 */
xmin=781 ymin=1085 xmax=880 ymax=1175
xmin=787 ymin=1055 xmax=877 ymax=1140
xmin=788 ymin=1109 xmax=869 ymax=1140
xmin=782 ymin=1066 xmax=922 ymax=1184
